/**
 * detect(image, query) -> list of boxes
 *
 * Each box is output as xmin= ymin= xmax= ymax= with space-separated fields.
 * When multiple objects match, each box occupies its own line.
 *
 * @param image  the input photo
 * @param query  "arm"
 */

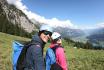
xmin=46 ymin=48 xmax=56 ymax=70
xmin=56 ymin=48 xmax=68 ymax=70
xmin=31 ymin=45 xmax=45 ymax=70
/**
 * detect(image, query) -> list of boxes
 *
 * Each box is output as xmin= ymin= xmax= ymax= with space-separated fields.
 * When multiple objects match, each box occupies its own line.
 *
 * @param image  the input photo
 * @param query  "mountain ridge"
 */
xmin=0 ymin=0 xmax=37 ymax=33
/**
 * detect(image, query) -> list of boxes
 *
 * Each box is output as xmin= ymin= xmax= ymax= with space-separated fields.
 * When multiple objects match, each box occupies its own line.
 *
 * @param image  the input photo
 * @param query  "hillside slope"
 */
xmin=0 ymin=32 xmax=30 ymax=70
xmin=0 ymin=32 xmax=104 ymax=70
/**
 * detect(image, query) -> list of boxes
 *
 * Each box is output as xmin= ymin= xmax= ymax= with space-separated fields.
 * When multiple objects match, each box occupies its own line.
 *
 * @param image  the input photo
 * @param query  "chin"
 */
xmin=43 ymin=40 xmax=48 ymax=43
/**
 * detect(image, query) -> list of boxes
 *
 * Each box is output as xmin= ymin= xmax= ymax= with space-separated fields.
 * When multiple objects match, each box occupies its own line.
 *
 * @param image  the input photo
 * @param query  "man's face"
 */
xmin=40 ymin=31 xmax=52 ymax=43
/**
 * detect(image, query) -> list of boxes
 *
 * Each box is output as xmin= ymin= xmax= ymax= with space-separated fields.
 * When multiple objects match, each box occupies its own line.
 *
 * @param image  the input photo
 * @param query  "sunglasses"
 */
xmin=54 ymin=36 xmax=62 ymax=41
xmin=43 ymin=31 xmax=52 ymax=36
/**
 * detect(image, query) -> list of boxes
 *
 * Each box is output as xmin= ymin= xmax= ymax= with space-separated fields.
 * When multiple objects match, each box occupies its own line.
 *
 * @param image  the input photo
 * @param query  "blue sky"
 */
xmin=7 ymin=0 xmax=104 ymax=29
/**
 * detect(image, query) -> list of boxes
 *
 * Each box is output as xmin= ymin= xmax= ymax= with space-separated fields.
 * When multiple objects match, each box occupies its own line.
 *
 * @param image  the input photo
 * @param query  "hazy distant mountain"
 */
xmin=87 ymin=27 xmax=104 ymax=41
xmin=53 ymin=26 xmax=85 ymax=39
xmin=85 ymin=27 xmax=104 ymax=47
xmin=65 ymin=27 xmax=104 ymax=43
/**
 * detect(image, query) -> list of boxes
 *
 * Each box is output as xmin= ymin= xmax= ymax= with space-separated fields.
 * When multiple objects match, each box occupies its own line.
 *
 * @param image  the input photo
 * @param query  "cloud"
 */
xmin=81 ymin=26 xmax=97 ymax=30
xmin=7 ymin=0 xmax=28 ymax=10
xmin=6 ymin=0 xmax=16 ymax=4
xmin=97 ymin=22 xmax=104 ymax=28
xmin=81 ymin=22 xmax=104 ymax=30
xmin=6 ymin=0 xmax=77 ymax=29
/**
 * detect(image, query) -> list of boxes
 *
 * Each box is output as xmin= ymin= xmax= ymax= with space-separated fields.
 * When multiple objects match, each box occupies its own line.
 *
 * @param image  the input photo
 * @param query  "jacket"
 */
xmin=50 ymin=43 xmax=68 ymax=70
xmin=46 ymin=48 xmax=56 ymax=70
xmin=24 ymin=34 xmax=46 ymax=70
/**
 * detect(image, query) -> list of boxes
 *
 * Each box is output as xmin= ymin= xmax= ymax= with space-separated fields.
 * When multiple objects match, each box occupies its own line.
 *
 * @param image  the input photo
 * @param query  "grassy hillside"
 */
xmin=0 ymin=32 xmax=30 ymax=70
xmin=0 ymin=32 xmax=104 ymax=70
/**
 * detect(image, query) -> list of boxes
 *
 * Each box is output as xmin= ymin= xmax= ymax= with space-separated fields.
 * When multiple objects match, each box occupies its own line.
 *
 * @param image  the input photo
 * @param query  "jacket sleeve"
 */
xmin=56 ymin=47 xmax=68 ymax=70
xmin=31 ymin=45 xmax=45 ymax=70
xmin=46 ymin=48 xmax=56 ymax=70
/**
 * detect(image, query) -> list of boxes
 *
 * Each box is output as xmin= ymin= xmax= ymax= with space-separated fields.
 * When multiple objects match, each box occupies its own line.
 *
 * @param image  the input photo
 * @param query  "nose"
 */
xmin=47 ymin=34 xmax=50 ymax=38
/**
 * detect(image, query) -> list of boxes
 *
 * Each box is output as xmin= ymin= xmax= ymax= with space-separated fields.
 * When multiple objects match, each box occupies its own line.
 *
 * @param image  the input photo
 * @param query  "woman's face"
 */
xmin=56 ymin=39 xmax=62 ymax=44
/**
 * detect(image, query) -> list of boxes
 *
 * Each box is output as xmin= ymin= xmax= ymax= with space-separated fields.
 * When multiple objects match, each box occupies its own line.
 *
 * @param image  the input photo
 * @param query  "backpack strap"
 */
xmin=51 ymin=63 xmax=63 ymax=70
xmin=51 ymin=45 xmax=63 ymax=56
xmin=50 ymin=45 xmax=63 ymax=70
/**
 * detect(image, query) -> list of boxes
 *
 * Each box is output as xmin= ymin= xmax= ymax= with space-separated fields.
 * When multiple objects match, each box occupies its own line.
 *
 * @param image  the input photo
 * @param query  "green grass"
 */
xmin=0 ymin=32 xmax=104 ymax=70
xmin=66 ymin=47 xmax=104 ymax=70
xmin=0 ymin=32 xmax=30 ymax=70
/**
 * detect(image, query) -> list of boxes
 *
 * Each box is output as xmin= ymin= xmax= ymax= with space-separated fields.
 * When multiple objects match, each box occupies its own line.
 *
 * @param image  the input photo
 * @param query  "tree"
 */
xmin=84 ymin=41 xmax=93 ymax=49
xmin=74 ymin=42 xmax=84 ymax=48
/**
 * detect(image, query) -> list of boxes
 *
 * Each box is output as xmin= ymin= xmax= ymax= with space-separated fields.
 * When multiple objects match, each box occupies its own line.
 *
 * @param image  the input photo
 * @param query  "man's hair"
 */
xmin=38 ymin=30 xmax=44 ymax=36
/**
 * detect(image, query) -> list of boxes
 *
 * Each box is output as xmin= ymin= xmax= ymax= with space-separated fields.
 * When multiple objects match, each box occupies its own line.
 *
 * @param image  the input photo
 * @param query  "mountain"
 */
xmin=0 ymin=0 xmax=37 ymax=33
xmin=86 ymin=27 xmax=104 ymax=47
xmin=1 ymin=0 xmax=103 ymax=42
xmin=53 ymin=26 xmax=85 ymax=39
xmin=86 ymin=27 xmax=104 ymax=41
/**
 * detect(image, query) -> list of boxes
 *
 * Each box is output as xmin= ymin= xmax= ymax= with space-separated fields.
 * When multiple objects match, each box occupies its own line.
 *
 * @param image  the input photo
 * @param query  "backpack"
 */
xmin=46 ymin=45 xmax=63 ymax=70
xmin=12 ymin=40 xmax=34 ymax=70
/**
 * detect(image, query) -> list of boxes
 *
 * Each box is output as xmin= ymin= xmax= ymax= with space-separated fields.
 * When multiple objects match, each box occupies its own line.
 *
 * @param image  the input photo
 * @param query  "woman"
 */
xmin=46 ymin=32 xmax=68 ymax=70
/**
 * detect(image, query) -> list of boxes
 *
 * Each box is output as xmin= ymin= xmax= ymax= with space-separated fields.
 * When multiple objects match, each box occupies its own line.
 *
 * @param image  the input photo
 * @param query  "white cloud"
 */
xmin=97 ymin=22 xmax=104 ymax=28
xmin=6 ymin=0 xmax=15 ymax=4
xmin=80 ymin=26 xmax=97 ymax=30
xmin=7 ymin=0 xmax=28 ymax=10
xmin=6 ymin=0 xmax=77 ymax=29
xmin=81 ymin=22 xmax=104 ymax=30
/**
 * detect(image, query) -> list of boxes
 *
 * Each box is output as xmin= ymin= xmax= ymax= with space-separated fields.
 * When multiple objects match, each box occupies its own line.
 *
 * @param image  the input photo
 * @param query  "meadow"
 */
xmin=0 ymin=32 xmax=104 ymax=70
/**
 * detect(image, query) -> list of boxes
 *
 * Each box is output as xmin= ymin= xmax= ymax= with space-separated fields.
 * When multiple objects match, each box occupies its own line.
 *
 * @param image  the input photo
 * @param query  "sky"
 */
xmin=7 ymin=0 xmax=104 ymax=29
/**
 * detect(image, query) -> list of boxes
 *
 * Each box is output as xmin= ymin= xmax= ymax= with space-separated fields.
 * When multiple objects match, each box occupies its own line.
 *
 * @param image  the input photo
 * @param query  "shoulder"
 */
xmin=57 ymin=46 xmax=64 ymax=50
xmin=28 ymin=44 xmax=42 ymax=53
xmin=46 ymin=48 xmax=54 ymax=54
xmin=56 ymin=47 xmax=64 ymax=54
xmin=47 ymin=48 xmax=53 ymax=52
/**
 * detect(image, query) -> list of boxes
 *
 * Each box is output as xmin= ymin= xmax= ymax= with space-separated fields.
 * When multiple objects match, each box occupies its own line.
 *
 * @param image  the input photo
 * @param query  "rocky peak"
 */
xmin=0 ymin=0 xmax=36 ymax=33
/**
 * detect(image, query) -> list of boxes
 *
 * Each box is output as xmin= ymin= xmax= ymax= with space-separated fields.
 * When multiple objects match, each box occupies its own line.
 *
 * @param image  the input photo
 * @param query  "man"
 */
xmin=24 ymin=25 xmax=53 ymax=70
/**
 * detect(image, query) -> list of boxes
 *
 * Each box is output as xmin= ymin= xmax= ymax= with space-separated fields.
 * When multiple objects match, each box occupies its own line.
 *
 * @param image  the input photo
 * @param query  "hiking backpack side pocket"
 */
xmin=12 ymin=41 xmax=24 ymax=70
